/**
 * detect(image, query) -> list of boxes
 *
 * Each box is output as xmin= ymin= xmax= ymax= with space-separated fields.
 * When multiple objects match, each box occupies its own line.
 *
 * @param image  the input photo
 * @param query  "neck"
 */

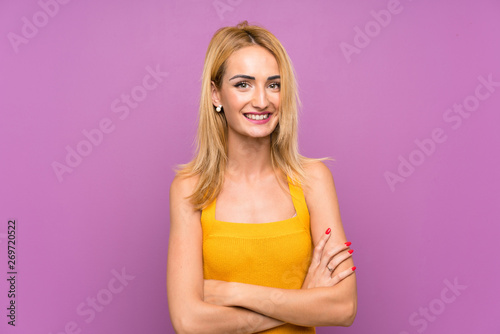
xmin=226 ymin=132 xmax=274 ymax=180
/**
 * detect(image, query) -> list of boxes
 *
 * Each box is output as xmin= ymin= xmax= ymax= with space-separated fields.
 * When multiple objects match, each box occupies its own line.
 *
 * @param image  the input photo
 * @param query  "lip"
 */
xmin=243 ymin=112 xmax=272 ymax=125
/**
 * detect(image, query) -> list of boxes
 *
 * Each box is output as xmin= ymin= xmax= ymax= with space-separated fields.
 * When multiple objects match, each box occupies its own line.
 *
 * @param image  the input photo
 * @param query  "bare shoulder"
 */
xmin=302 ymin=160 xmax=335 ymax=196
xmin=302 ymin=160 xmax=345 ymax=246
xmin=169 ymin=173 xmax=201 ymax=230
xmin=170 ymin=173 xmax=199 ymax=202
xmin=303 ymin=160 xmax=333 ymax=179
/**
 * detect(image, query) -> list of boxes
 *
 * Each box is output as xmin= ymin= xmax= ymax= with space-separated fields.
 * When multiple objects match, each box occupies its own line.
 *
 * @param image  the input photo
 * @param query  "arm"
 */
xmin=302 ymin=160 xmax=358 ymax=324
xmin=204 ymin=162 xmax=357 ymax=327
xmin=166 ymin=175 xmax=284 ymax=334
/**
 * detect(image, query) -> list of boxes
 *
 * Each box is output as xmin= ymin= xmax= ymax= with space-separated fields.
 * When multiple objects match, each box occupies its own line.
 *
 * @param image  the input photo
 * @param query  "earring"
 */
xmin=216 ymin=105 xmax=222 ymax=112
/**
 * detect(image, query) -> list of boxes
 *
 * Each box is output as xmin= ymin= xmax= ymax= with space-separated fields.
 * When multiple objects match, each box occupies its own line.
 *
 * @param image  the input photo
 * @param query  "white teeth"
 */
xmin=245 ymin=113 xmax=269 ymax=120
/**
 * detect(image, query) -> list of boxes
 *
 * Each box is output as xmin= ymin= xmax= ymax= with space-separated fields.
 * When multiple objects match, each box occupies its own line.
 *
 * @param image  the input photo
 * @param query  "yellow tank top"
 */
xmin=201 ymin=178 xmax=315 ymax=333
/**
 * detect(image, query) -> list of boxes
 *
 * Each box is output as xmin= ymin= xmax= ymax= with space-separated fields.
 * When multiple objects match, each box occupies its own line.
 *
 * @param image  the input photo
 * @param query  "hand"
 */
xmin=204 ymin=279 xmax=234 ymax=306
xmin=302 ymin=228 xmax=355 ymax=289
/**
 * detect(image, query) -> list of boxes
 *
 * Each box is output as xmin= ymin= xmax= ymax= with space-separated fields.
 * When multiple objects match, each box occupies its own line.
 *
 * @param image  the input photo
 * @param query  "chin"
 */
xmin=248 ymin=127 xmax=277 ymax=138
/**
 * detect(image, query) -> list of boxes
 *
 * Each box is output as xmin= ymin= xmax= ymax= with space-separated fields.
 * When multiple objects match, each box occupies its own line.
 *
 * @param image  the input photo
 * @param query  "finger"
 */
xmin=312 ymin=228 xmax=332 ymax=265
xmin=325 ymin=249 xmax=354 ymax=275
xmin=319 ymin=242 xmax=350 ymax=268
xmin=330 ymin=266 xmax=356 ymax=286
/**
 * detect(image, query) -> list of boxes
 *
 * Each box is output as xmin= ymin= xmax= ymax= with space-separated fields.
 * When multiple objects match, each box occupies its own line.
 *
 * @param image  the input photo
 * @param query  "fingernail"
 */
xmin=325 ymin=228 xmax=331 ymax=235
xmin=352 ymin=266 xmax=356 ymax=271
xmin=348 ymin=249 xmax=354 ymax=254
xmin=345 ymin=241 xmax=351 ymax=246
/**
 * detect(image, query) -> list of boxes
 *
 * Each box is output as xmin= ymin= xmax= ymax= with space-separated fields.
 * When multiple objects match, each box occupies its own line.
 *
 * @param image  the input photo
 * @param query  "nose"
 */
xmin=251 ymin=85 xmax=269 ymax=110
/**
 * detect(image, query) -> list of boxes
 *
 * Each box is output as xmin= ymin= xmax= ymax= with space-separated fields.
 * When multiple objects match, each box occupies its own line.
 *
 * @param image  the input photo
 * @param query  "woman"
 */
xmin=167 ymin=21 xmax=357 ymax=333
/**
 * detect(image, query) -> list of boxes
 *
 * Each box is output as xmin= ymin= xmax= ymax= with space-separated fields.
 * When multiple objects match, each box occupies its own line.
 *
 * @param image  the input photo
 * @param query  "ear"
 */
xmin=211 ymin=81 xmax=221 ymax=108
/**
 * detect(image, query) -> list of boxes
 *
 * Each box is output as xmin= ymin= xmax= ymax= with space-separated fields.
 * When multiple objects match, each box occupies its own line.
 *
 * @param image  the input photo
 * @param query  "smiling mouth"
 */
xmin=244 ymin=113 xmax=270 ymax=120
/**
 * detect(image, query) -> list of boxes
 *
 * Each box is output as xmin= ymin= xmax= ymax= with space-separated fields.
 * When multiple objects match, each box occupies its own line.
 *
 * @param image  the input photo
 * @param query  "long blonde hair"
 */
xmin=177 ymin=21 xmax=323 ymax=210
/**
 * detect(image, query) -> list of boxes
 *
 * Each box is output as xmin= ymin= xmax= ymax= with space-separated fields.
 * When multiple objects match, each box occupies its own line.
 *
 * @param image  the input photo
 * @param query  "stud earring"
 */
xmin=216 ymin=105 xmax=222 ymax=112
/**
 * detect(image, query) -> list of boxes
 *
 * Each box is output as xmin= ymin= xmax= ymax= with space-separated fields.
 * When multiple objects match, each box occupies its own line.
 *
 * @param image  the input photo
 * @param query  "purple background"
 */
xmin=1 ymin=0 xmax=499 ymax=333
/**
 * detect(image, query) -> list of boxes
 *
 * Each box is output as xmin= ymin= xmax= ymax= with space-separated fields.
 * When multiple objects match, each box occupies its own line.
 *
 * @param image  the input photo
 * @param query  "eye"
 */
xmin=234 ymin=81 xmax=250 ymax=89
xmin=269 ymin=82 xmax=281 ymax=90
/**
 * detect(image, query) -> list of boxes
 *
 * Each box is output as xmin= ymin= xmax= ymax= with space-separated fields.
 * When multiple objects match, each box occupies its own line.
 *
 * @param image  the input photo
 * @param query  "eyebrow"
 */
xmin=229 ymin=74 xmax=280 ymax=81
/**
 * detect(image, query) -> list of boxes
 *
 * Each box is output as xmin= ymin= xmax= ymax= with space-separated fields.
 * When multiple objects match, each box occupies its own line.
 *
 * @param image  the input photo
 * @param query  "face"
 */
xmin=212 ymin=45 xmax=280 ymax=140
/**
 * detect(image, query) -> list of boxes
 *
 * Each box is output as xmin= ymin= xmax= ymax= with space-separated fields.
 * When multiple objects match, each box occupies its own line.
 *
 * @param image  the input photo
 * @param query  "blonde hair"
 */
xmin=177 ymin=21 xmax=324 ymax=210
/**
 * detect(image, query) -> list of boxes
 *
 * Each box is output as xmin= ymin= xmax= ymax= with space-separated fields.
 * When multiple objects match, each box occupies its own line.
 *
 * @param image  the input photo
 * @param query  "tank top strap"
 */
xmin=201 ymin=197 xmax=215 ymax=224
xmin=287 ymin=176 xmax=310 ymax=226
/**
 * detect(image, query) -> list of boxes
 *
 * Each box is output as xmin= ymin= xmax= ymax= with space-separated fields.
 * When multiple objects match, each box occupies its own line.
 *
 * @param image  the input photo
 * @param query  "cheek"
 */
xmin=272 ymin=94 xmax=280 ymax=109
xmin=273 ymin=113 xmax=280 ymax=125
xmin=223 ymin=91 xmax=245 ymax=107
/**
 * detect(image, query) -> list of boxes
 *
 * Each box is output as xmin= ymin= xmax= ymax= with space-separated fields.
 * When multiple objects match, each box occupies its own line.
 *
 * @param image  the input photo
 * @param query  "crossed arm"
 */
xmin=167 ymin=162 xmax=357 ymax=333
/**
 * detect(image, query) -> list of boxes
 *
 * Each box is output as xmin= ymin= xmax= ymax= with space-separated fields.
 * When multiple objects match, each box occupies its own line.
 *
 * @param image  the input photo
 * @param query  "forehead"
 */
xmin=225 ymin=45 xmax=279 ymax=78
